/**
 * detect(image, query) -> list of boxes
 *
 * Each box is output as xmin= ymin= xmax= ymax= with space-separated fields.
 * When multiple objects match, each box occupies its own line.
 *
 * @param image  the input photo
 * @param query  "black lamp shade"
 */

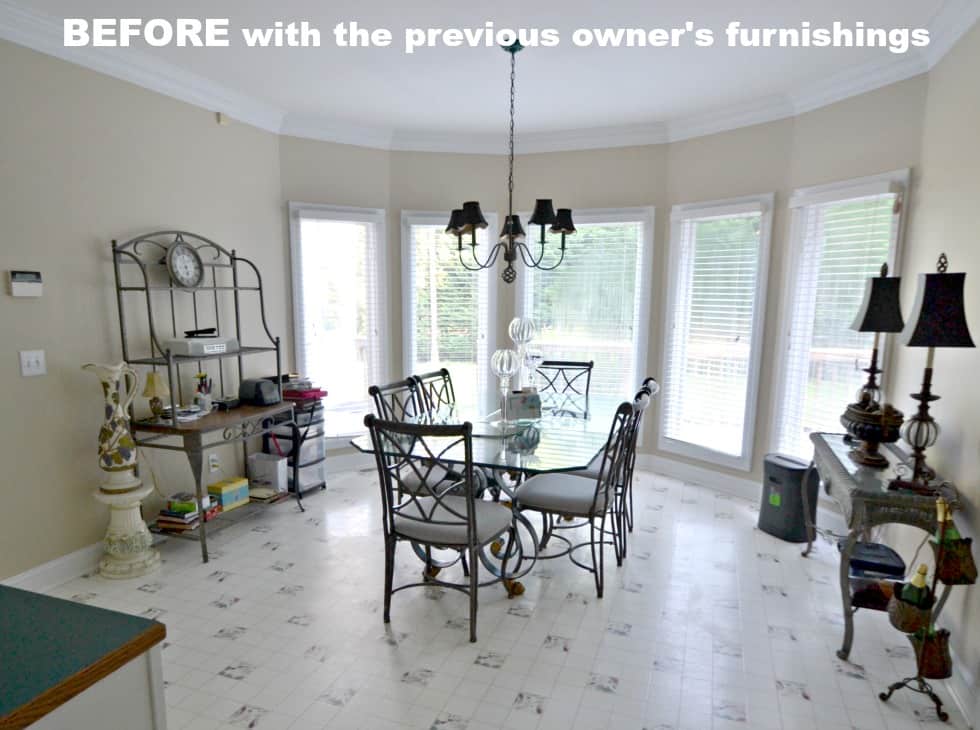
xmin=529 ymin=199 xmax=556 ymax=226
xmin=902 ymin=271 xmax=975 ymax=348
xmin=460 ymin=201 xmax=489 ymax=233
xmin=445 ymin=209 xmax=465 ymax=235
xmin=852 ymin=275 xmax=905 ymax=333
xmin=550 ymin=208 xmax=576 ymax=235
xmin=499 ymin=214 xmax=526 ymax=243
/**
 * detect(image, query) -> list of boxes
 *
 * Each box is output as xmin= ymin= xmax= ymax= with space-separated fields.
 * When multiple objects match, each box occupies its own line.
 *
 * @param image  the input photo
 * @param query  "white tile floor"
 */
xmin=47 ymin=469 xmax=968 ymax=730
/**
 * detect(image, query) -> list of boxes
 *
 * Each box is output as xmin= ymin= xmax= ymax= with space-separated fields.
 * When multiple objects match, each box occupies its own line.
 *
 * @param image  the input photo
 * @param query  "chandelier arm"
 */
xmin=457 ymin=242 xmax=504 ymax=271
xmin=529 ymin=246 xmax=566 ymax=272
xmin=516 ymin=240 xmax=545 ymax=268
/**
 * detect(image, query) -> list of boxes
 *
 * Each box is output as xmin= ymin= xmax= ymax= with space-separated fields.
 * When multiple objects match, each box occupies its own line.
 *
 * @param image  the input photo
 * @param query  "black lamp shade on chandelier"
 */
xmin=852 ymin=265 xmax=905 ymax=334
xmin=499 ymin=215 xmax=526 ymax=244
xmin=529 ymin=199 xmax=556 ymax=227
xmin=446 ymin=43 xmax=575 ymax=283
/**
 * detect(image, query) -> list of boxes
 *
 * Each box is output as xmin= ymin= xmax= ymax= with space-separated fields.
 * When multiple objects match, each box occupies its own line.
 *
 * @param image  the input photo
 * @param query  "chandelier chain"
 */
xmin=507 ymin=48 xmax=516 ymax=238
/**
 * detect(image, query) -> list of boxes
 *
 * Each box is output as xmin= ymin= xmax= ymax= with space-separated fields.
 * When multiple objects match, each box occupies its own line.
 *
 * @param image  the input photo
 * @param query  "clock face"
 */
xmin=166 ymin=242 xmax=204 ymax=288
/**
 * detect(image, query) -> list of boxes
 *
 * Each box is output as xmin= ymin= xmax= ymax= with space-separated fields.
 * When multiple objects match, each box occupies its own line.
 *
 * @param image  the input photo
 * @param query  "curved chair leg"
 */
xmin=383 ymin=537 xmax=395 ymax=623
xmin=625 ymin=479 xmax=635 ymax=532
xmin=610 ymin=503 xmax=623 ymax=568
xmin=461 ymin=550 xmax=470 ymax=577
xmin=589 ymin=519 xmax=605 ymax=599
xmin=468 ymin=545 xmax=479 ymax=643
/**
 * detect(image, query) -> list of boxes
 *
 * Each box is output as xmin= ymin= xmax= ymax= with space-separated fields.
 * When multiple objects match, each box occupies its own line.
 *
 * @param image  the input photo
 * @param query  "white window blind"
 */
xmin=402 ymin=213 xmax=496 ymax=412
xmin=517 ymin=209 xmax=653 ymax=398
xmin=289 ymin=204 xmax=388 ymax=438
xmin=660 ymin=197 xmax=772 ymax=470
xmin=775 ymin=180 xmax=904 ymax=460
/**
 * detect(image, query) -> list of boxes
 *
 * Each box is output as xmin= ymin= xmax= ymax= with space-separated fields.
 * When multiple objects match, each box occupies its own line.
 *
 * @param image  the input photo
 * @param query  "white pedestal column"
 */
xmin=93 ymin=482 xmax=161 ymax=579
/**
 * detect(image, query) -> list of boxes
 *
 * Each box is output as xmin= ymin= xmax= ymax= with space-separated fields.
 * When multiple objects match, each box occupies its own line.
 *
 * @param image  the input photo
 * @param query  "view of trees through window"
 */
xmin=777 ymin=195 xmax=897 ymax=459
xmin=520 ymin=220 xmax=645 ymax=397
xmin=662 ymin=213 xmax=763 ymax=458
xmin=408 ymin=223 xmax=489 ymax=410
xmin=296 ymin=216 xmax=383 ymax=437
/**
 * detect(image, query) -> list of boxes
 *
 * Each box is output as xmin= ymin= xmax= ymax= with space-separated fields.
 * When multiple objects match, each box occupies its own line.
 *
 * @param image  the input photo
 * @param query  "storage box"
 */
xmin=208 ymin=476 xmax=250 ymax=511
xmin=289 ymin=462 xmax=326 ymax=494
xmin=248 ymin=453 xmax=287 ymax=493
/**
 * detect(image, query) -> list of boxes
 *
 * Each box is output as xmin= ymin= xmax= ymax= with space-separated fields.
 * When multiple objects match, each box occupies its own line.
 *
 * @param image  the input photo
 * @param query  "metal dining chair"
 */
xmin=364 ymin=414 xmax=515 ymax=642
xmin=368 ymin=378 xmax=425 ymax=422
xmin=369 ymin=378 xmax=453 ymax=494
xmin=413 ymin=368 xmax=456 ymax=415
xmin=569 ymin=378 xmax=659 ymax=558
xmin=514 ymin=401 xmax=632 ymax=598
xmin=536 ymin=360 xmax=594 ymax=417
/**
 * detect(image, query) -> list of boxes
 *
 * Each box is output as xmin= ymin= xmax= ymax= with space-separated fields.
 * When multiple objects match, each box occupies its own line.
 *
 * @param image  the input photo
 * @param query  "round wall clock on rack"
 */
xmin=165 ymin=234 xmax=205 ymax=288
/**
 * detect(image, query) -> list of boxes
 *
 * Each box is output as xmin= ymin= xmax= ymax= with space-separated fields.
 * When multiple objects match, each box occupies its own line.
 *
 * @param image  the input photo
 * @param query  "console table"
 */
xmin=133 ymin=402 xmax=294 ymax=563
xmin=802 ymin=433 xmax=959 ymax=660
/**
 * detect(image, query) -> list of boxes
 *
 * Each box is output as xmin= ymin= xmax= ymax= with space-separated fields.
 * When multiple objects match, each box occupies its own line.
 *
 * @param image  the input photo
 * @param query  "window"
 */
xmin=659 ymin=195 xmax=773 ymax=470
xmin=289 ymin=203 xmax=388 ymax=438
xmin=773 ymin=171 xmax=908 ymax=460
xmin=401 ymin=211 xmax=498 ymax=412
xmin=516 ymin=208 xmax=654 ymax=398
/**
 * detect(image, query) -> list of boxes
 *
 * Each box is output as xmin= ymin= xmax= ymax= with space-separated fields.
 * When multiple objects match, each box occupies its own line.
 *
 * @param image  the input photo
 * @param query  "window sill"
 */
xmin=657 ymin=436 xmax=753 ymax=472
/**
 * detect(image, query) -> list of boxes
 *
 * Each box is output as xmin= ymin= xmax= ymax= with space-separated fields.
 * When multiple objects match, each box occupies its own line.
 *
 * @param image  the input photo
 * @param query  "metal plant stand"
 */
xmin=111 ymin=231 xmax=292 ymax=562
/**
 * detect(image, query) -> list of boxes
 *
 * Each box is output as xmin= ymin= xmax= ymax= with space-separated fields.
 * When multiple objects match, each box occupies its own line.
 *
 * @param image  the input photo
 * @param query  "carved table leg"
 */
xmin=837 ymin=527 xmax=859 ymax=660
xmin=185 ymin=433 xmax=209 ymax=563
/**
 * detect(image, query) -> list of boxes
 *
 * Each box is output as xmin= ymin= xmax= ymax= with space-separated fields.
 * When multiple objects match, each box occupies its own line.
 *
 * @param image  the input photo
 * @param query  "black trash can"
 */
xmin=758 ymin=453 xmax=819 ymax=542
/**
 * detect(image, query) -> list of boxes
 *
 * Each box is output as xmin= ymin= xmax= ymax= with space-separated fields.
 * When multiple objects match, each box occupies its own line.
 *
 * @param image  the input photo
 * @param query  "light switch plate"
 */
xmin=19 ymin=350 xmax=46 ymax=376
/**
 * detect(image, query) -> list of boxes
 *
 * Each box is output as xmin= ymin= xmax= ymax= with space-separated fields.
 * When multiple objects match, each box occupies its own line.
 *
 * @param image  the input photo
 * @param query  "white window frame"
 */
xmin=768 ymin=169 xmax=910 ymax=456
xmin=400 ymin=210 xmax=499 ymax=409
xmin=658 ymin=193 xmax=774 ymax=471
xmin=514 ymin=206 xmax=655 ymax=401
xmin=288 ymin=201 xmax=389 ymax=443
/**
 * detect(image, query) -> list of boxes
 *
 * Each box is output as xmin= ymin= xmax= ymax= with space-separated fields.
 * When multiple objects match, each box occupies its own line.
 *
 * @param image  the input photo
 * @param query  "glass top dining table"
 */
xmin=350 ymin=394 xmax=619 ymax=474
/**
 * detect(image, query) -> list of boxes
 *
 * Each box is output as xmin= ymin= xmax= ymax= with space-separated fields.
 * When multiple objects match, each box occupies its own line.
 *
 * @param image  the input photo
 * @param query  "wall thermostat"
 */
xmin=9 ymin=271 xmax=42 ymax=297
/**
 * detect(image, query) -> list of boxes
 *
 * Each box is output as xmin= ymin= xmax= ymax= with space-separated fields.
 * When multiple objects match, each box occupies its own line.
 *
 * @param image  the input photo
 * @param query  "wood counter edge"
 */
xmin=0 ymin=621 xmax=167 ymax=730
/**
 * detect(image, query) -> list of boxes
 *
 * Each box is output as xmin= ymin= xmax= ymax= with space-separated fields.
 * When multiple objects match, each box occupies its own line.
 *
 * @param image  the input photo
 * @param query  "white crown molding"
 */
xmin=0 ymin=0 xmax=976 ymax=153
xmin=0 ymin=0 xmax=284 ymax=133
xmin=922 ymin=0 xmax=980 ymax=68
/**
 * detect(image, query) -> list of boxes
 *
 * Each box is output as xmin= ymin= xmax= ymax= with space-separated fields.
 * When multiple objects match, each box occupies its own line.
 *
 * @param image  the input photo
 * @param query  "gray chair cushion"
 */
xmin=393 ymin=496 xmax=512 ymax=546
xmin=394 ymin=462 xmax=455 ymax=494
xmin=515 ymin=473 xmax=607 ymax=517
xmin=568 ymin=452 xmax=602 ymax=481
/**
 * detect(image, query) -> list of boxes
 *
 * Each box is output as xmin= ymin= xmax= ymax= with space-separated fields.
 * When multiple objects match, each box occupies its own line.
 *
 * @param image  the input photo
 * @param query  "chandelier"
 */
xmin=445 ymin=42 xmax=576 ymax=283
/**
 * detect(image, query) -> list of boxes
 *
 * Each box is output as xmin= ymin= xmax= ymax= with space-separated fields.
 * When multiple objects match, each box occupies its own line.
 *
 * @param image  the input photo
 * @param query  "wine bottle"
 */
xmin=900 ymin=564 xmax=930 ymax=607
xmin=935 ymin=497 xmax=962 ymax=543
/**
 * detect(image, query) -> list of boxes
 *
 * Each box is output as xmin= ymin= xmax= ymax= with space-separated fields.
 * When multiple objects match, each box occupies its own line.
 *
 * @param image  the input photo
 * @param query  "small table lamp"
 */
xmin=841 ymin=263 xmax=906 ymax=466
xmin=142 ymin=370 xmax=170 ymax=418
xmin=891 ymin=253 xmax=975 ymax=491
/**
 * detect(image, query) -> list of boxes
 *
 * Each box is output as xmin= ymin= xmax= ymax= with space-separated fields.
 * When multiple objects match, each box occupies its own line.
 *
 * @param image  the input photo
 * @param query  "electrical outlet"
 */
xmin=19 ymin=349 xmax=46 ymax=377
xmin=208 ymin=454 xmax=220 ymax=474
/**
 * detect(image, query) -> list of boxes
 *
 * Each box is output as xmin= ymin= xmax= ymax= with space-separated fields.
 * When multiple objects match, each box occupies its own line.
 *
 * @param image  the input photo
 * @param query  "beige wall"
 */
xmin=1 ymin=27 xmax=972 ymax=587
xmin=886 ymin=22 xmax=980 ymax=694
xmin=0 ymin=41 xmax=287 ymax=578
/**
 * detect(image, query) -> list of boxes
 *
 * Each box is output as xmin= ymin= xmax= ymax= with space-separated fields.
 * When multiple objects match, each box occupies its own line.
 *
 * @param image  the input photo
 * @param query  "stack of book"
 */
xmin=278 ymin=374 xmax=326 ymax=402
xmin=156 ymin=493 xmax=221 ymax=532
xmin=156 ymin=492 xmax=201 ymax=533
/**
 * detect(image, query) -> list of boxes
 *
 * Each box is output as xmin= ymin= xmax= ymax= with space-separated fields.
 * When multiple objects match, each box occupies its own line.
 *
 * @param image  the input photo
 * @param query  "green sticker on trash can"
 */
xmin=769 ymin=488 xmax=781 ymax=507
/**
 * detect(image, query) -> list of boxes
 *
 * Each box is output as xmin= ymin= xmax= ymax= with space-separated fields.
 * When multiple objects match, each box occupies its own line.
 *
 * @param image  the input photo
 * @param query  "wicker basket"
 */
xmin=887 ymin=593 xmax=933 ymax=634
xmin=931 ymin=538 xmax=977 ymax=585
xmin=910 ymin=629 xmax=953 ymax=679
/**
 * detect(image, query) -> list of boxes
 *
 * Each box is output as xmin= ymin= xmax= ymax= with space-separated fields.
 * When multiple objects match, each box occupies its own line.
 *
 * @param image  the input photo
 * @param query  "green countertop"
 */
xmin=0 ymin=585 xmax=166 ymax=727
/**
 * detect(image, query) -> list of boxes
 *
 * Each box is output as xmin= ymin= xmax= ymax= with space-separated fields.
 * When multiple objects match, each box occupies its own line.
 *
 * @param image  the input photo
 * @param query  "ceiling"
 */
xmin=2 ymin=0 xmax=977 ymax=152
